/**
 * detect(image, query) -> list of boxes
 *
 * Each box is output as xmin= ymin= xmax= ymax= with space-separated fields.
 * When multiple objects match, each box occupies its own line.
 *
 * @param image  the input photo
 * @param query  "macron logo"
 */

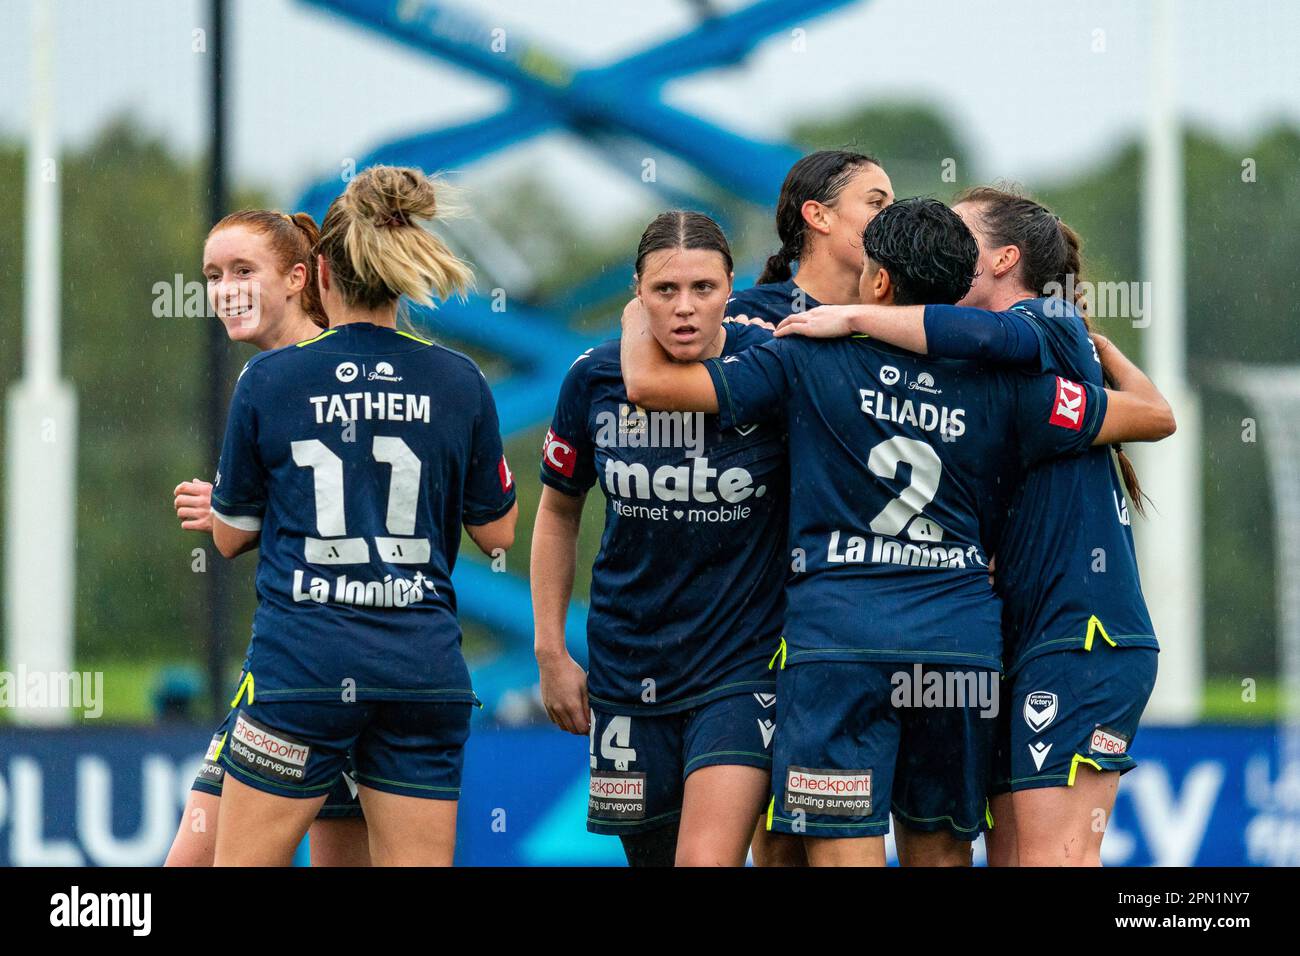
xmin=1049 ymin=376 xmax=1086 ymax=430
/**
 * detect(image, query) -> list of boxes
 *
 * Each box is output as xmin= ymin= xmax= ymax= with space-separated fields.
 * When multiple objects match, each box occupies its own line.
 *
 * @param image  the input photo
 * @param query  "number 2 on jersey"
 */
xmin=867 ymin=436 xmax=944 ymax=542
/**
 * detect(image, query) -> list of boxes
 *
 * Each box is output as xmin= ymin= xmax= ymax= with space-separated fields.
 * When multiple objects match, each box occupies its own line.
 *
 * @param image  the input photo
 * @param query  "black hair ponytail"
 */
xmin=757 ymin=149 xmax=881 ymax=285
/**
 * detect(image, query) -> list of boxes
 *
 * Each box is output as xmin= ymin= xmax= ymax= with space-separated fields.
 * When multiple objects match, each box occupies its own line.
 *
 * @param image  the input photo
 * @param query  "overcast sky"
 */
xmin=1 ymin=0 xmax=1296 ymax=212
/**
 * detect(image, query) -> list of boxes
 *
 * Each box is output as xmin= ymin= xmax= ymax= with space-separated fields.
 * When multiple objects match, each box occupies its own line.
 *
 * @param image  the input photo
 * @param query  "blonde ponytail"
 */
xmin=317 ymin=165 xmax=473 ymax=310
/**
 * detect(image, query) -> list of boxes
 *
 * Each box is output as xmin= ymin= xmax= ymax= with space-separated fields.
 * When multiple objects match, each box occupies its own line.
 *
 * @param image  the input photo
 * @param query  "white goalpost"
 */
xmin=1215 ymin=366 xmax=1300 ymax=763
xmin=1132 ymin=0 xmax=1204 ymax=723
xmin=4 ymin=0 xmax=77 ymax=725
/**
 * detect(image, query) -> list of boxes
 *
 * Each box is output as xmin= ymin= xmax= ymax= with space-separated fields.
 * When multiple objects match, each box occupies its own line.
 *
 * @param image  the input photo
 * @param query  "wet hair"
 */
xmin=954 ymin=185 xmax=1084 ymax=305
xmin=758 ymin=150 xmax=881 ymax=285
xmin=208 ymin=209 xmax=328 ymax=328
xmin=315 ymin=165 xmax=472 ymax=311
xmin=634 ymin=210 xmax=733 ymax=277
xmin=861 ymin=197 xmax=978 ymax=306
xmin=956 ymin=184 xmax=1147 ymax=513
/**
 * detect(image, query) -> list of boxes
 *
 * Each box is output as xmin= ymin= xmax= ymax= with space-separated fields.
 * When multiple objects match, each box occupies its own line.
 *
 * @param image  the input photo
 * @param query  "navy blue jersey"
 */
xmin=539 ymin=325 xmax=786 ymax=714
xmin=726 ymin=278 xmax=823 ymax=324
xmin=923 ymin=298 xmax=1158 ymax=671
xmin=212 ymin=323 xmax=516 ymax=703
xmin=704 ymin=334 xmax=1106 ymax=670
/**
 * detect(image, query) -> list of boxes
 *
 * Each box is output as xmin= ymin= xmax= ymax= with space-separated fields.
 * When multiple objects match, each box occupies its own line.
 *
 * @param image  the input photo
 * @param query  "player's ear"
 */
xmin=286 ymin=261 xmax=307 ymax=296
xmin=992 ymin=243 xmax=1021 ymax=279
xmin=873 ymin=264 xmax=893 ymax=304
xmin=317 ymin=254 xmax=332 ymax=295
xmin=801 ymin=198 xmax=833 ymax=237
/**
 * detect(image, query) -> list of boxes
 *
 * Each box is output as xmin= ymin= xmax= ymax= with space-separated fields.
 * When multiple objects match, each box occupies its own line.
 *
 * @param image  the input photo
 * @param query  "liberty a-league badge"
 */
xmin=1023 ymin=691 xmax=1058 ymax=734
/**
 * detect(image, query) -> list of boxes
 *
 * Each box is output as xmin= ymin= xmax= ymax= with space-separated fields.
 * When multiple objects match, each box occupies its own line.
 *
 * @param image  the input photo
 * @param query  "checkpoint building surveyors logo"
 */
xmin=784 ymin=767 xmax=872 ymax=816
xmin=589 ymin=770 xmax=646 ymax=820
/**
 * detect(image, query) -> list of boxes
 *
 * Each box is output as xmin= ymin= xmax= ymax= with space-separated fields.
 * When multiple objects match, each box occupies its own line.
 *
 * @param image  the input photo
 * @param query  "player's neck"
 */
xmin=985 ymin=285 xmax=1037 ymax=312
xmin=702 ymin=325 xmax=726 ymax=361
xmin=329 ymin=302 xmax=399 ymax=331
xmin=257 ymin=311 xmax=321 ymax=351
xmin=789 ymin=255 xmax=859 ymax=306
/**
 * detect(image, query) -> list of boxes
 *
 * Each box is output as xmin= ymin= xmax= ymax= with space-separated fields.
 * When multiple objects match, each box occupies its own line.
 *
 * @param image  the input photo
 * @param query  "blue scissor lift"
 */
xmin=296 ymin=0 xmax=855 ymax=714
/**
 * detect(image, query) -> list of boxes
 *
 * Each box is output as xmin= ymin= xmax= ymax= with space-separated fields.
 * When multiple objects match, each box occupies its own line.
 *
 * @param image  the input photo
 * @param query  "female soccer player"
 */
xmin=726 ymin=150 xmax=894 ymax=324
xmin=208 ymin=165 xmax=517 ymax=866
xmin=727 ymin=149 xmax=894 ymax=866
xmin=165 ymin=209 xmax=370 ymax=867
xmin=619 ymin=198 xmax=1173 ymax=867
xmin=531 ymin=211 xmax=788 ymax=866
xmin=774 ymin=187 xmax=1163 ymax=866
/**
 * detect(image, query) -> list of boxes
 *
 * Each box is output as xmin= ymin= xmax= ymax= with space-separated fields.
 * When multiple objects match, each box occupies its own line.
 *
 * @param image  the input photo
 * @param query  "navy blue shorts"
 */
xmin=768 ymin=661 xmax=997 ymax=841
xmin=587 ymin=691 xmax=776 ymax=836
xmin=192 ymin=709 xmax=364 ymax=818
xmin=215 ymin=699 xmax=472 ymax=802
xmin=993 ymin=646 xmax=1158 ymax=793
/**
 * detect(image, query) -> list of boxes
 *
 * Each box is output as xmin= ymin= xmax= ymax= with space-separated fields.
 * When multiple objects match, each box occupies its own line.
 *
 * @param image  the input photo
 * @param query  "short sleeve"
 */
xmin=704 ymin=336 xmax=793 ymax=431
xmin=539 ymin=352 xmax=598 ymax=497
xmin=1014 ymin=372 xmax=1108 ymax=469
xmin=463 ymin=370 xmax=517 ymax=526
xmin=1007 ymin=300 xmax=1098 ymax=377
xmin=922 ymin=304 xmax=1042 ymax=367
xmin=211 ymin=362 xmax=268 ymax=531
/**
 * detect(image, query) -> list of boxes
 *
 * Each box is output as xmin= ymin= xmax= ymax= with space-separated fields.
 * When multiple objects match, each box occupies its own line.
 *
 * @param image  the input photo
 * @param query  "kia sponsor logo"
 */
xmin=1049 ymin=376 xmax=1086 ymax=430
xmin=542 ymin=428 xmax=577 ymax=478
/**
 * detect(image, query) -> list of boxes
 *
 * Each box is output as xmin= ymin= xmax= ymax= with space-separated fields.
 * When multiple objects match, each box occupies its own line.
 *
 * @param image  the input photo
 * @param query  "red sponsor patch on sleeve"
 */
xmin=1049 ymin=376 xmax=1086 ymax=430
xmin=498 ymin=454 xmax=514 ymax=492
xmin=542 ymin=428 xmax=577 ymax=478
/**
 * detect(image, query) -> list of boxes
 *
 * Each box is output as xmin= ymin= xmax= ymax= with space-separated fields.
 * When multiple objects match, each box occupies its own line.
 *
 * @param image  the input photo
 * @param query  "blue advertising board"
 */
xmin=0 ymin=723 xmax=1294 ymax=866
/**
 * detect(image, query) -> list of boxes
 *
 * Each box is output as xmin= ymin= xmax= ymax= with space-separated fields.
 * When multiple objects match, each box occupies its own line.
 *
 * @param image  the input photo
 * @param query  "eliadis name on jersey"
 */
xmin=828 ymin=530 xmax=980 ymax=569
xmin=859 ymin=389 xmax=966 ymax=438
xmin=292 ymin=569 xmax=434 ymax=607
xmin=308 ymin=391 xmax=432 ymax=425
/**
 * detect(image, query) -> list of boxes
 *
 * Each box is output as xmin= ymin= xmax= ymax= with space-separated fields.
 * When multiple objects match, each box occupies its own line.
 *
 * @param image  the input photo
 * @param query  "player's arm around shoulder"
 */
xmin=1092 ymin=334 xmax=1176 ymax=444
xmin=619 ymin=298 xmax=720 ymax=413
